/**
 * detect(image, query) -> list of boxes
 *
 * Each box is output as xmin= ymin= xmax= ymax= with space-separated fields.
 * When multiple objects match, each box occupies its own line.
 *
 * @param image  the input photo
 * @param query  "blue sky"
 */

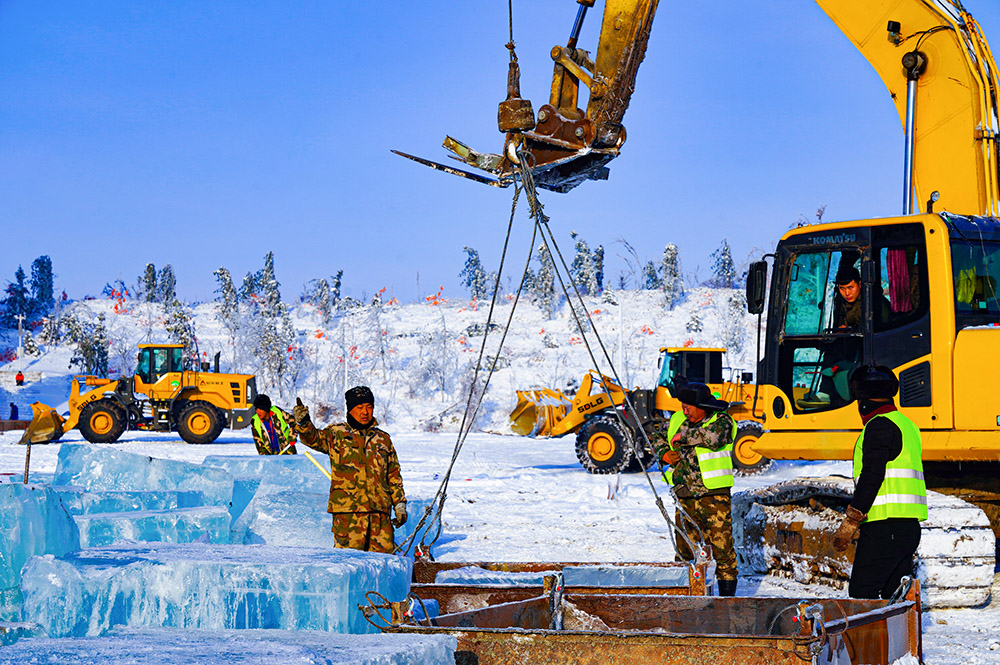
xmin=3 ymin=1 xmax=999 ymax=304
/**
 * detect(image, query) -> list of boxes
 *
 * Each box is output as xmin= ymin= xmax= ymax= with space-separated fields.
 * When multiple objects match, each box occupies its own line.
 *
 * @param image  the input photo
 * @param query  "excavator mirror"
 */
xmin=746 ymin=261 xmax=768 ymax=314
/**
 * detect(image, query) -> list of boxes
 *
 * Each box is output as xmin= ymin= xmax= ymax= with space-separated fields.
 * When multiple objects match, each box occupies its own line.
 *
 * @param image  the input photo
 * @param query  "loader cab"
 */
xmin=759 ymin=221 xmax=931 ymax=415
xmin=657 ymin=348 xmax=724 ymax=394
xmin=135 ymin=344 xmax=186 ymax=387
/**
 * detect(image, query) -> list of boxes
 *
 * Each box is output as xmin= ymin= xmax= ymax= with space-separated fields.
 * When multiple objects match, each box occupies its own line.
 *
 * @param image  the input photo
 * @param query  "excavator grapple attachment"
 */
xmin=18 ymin=402 xmax=66 ymax=445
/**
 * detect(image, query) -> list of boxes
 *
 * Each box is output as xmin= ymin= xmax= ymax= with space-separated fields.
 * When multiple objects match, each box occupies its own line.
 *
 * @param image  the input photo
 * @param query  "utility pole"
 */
xmin=15 ymin=314 xmax=25 ymax=373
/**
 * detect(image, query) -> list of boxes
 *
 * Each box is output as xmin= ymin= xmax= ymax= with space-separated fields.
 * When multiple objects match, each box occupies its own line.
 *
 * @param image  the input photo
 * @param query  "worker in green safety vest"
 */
xmin=651 ymin=381 xmax=738 ymax=597
xmin=251 ymin=394 xmax=298 ymax=455
xmin=834 ymin=365 xmax=927 ymax=599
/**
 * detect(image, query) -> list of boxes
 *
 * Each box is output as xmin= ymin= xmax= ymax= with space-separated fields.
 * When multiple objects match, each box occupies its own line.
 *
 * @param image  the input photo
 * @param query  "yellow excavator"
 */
xmin=510 ymin=347 xmax=766 ymax=474
xmin=21 ymin=343 xmax=257 ymax=445
xmin=400 ymin=0 xmax=1000 ymax=596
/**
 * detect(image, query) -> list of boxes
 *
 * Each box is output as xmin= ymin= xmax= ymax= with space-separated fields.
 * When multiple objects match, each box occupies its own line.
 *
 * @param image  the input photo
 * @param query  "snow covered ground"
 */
xmin=1 ymin=426 xmax=997 ymax=663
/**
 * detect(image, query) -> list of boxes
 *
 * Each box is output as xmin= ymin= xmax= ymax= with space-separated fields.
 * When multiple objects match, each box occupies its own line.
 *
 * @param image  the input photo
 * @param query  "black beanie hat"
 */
xmin=848 ymin=365 xmax=899 ymax=401
xmin=253 ymin=394 xmax=271 ymax=411
xmin=345 ymin=385 xmax=375 ymax=411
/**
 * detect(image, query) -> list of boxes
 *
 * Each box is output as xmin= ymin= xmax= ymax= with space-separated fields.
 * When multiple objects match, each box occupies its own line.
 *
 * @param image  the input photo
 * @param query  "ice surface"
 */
xmin=0 ymin=483 xmax=78 ymax=620
xmin=74 ymin=506 xmax=232 ymax=548
xmin=53 ymin=444 xmax=234 ymax=507
xmin=0 ymin=627 xmax=457 ymax=664
xmin=20 ymin=543 xmax=412 ymax=637
xmin=434 ymin=566 xmax=549 ymax=586
xmin=54 ymin=487 xmax=204 ymax=515
xmin=201 ymin=455 xmax=331 ymax=496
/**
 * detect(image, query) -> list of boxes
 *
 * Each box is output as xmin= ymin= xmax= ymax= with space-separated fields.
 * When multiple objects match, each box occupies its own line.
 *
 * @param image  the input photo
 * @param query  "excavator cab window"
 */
xmin=952 ymin=239 xmax=1000 ymax=328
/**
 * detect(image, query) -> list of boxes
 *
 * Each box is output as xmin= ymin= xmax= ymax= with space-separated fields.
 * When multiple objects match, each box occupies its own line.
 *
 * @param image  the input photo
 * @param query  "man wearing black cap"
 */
xmin=833 ymin=365 xmax=927 ymax=599
xmin=652 ymin=382 xmax=739 ymax=596
xmin=250 ymin=394 xmax=297 ymax=455
xmin=293 ymin=386 xmax=407 ymax=553
xmin=832 ymin=265 xmax=891 ymax=331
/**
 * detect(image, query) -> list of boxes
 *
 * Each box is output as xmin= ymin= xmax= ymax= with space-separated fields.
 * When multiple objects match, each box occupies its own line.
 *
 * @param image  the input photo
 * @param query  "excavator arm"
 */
xmin=395 ymin=0 xmax=659 ymax=193
xmin=815 ymin=0 xmax=1000 ymax=216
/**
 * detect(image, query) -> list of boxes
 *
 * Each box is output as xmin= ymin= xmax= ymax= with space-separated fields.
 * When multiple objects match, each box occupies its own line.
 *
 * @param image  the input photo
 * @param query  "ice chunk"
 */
xmin=0 ymin=627 xmax=456 ymax=664
xmin=0 ymin=621 xmax=46 ymax=647
xmin=74 ymin=506 xmax=232 ymax=548
xmin=20 ymin=543 xmax=412 ymax=637
xmin=0 ymin=484 xmax=79 ymax=620
xmin=201 ymin=455 xmax=330 ymax=496
xmin=434 ymin=566 xmax=549 ymax=586
xmin=562 ymin=564 xmax=691 ymax=587
xmin=54 ymin=488 xmax=204 ymax=515
xmin=53 ymin=445 xmax=234 ymax=507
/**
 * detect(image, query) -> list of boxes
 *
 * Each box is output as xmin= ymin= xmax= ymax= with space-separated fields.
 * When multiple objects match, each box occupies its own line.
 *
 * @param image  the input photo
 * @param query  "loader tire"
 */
xmin=576 ymin=415 xmax=634 ymax=474
xmin=732 ymin=421 xmax=771 ymax=475
xmin=79 ymin=400 xmax=127 ymax=443
xmin=177 ymin=401 xmax=224 ymax=444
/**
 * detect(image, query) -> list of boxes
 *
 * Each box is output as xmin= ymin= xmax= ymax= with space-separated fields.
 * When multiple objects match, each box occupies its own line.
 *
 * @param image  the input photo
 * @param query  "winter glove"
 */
xmin=833 ymin=505 xmax=866 ymax=552
xmin=391 ymin=502 xmax=407 ymax=528
xmin=292 ymin=397 xmax=311 ymax=427
xmin=662 ymin=449 xmax=681 ymax=466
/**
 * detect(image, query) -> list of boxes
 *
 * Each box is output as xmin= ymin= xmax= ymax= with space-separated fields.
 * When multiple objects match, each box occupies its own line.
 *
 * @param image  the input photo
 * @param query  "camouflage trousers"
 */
xmin=331 ymin=512 xmax=395 ymax=554
xmin=674 ymin=493 xmax=738 ymax=582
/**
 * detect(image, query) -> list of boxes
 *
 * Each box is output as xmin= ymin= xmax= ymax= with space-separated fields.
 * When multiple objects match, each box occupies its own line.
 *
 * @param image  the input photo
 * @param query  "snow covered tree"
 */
xmin=2 ymin=266 xmax=31 ymax=328
xmin=662 ymin=243 xmax=683 ymax=310
xmin=22 ymin=330 xmax=40 ymax=356
xmin=239 ymin=270 xmax=260 ymax=302
xmin=331 ymin=270 xmax=343 ymax=308
xmin=140 ymin=263 xmax=157 ymax=302
xmin=165 ymin=299 xmax=198 ymax=364
xmin=64 ymin=313 xmax=110 ymax=376
xmin=307 ymin=278 xmax=333 ymax=327
xmin=569 ymin=232 xmax=598 ymax=296
xmin=460 ymin=247 xmax=489 ymax=300
xmin=39 ymin=315 xmax=62 ymax=345
xmin=593 ymin=245 xmax=605 ymax=293
xmin=157 ymin=265 xmax=177 ymax=303
xmin=533 ymin=242 xmax=557 ymax=318
xmin=719 ymin=291 xmax=747 ymax=354
xmin=642 ymin=261 xmax=663 ymax=290
xmin=29 ymin=255 xmax=54 ymax=318
xmin=710 ymin=239 xmax=736 ymax=288
xmin=686 ymin=312 xmax=703 ymax=334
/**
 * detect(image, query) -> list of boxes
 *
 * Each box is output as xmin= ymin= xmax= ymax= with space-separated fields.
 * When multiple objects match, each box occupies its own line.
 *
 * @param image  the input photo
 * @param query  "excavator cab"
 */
xmin=134 ymin=345 xmax=185 ymax=390
xmin=656 ymin=348 xmax=724 ymax=395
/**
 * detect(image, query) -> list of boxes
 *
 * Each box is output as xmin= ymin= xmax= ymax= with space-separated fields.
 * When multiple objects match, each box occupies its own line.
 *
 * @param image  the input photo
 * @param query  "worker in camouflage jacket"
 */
xmin=651 ymin=381 xmax=739 ymax=596
xmin=293 ymin=386 xmax=407 ymax=553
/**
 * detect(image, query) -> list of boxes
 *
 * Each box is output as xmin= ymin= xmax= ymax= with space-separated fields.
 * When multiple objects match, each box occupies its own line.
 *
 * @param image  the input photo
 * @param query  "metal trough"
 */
xmin=382 ymin=564 xmax=922 ymax=665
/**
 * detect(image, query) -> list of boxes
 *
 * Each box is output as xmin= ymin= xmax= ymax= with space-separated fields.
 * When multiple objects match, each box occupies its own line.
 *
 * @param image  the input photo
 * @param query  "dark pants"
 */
xmin=849 ymin=518 xmax=921 ymax=599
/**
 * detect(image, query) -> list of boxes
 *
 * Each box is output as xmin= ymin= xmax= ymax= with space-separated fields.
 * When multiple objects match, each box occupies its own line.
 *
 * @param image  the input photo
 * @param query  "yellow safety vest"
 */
xmin=662 ymin=411 xmax=736 ymax=490
xmin=252 ymin=407 xmax=293 ymax=452
xmin=853 ymin=411 xmax=927 ymax=521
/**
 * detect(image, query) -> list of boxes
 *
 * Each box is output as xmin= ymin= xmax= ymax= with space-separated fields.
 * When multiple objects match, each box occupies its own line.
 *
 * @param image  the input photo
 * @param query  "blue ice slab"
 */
xmin=53 ymin=445 xmax=234 ymax=507
xmin=54 ymin=488 xmax=204 ymax=515
xmin=201 ymin=455 xmax=330 ymax=495
xmin=0 ymin=628 xmax=457 ymax=664
xmin=20 ymin=543 xmax=412 ymax=637
xmin=231 ymin=491 xmax=435 ymax=554
xmin=434 ymin=567 xmax=550 ymax=586
xmin=0 ymin=484 xmax=79 ymax=620
xmin=562 ymin=564 xmax=691 ymax=587
xmin=74 ymin=506 xmax=232 ymax=548
xmin=0 ymin=621 xmax=46 ymax=647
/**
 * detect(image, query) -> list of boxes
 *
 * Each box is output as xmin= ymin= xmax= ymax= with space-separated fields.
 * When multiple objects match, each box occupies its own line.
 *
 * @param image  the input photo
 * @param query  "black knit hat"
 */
xmin=849 ymin=365 xmax=899 ymax=400
xmin=345 ymin=385 xmax=375 ymax=411
xmin=835 ymin=265 xmax=861 ymax=285
xmin=253 ymin=394 xmax=271 ymax=411
xmin=675 ymin=381 xmax=729 ymax=412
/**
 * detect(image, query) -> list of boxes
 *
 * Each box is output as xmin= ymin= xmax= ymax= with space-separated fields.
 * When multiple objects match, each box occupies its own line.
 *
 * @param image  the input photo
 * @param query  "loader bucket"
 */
xmin=509 ymin=389 xmax=570 ymax=437
xmin=18 ymin=402 xmax=66 ymax=445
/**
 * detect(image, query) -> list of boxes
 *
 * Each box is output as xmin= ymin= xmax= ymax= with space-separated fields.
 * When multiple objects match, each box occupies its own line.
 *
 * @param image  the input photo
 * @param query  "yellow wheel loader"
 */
xmin=20 ymin=343 xmax=257 ymax=445
xmin=510 ymin=348 xmax=765 ymax=475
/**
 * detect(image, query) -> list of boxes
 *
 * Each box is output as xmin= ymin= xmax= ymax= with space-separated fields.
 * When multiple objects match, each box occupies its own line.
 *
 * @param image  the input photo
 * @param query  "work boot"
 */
xmin=717 ymin=579 xmax=738 ymax=597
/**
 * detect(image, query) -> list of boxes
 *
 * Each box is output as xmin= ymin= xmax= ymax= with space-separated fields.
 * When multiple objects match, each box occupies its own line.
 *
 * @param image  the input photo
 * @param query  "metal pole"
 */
xmin=15 ymin=314 xmax=25 ymax=373
xmin=903 ymin=77 xmax=918 ymax=215
xmin=568 ymin=3 xmax=590 ymax=49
